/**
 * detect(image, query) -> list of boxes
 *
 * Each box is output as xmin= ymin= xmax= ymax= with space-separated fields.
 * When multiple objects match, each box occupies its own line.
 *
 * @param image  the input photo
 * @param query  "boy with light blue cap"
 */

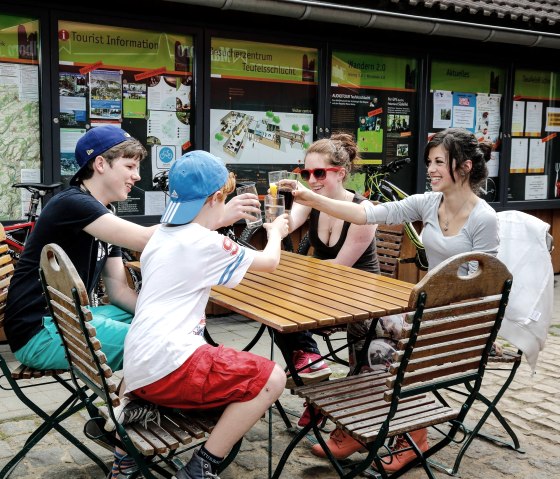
xmin=124 ymin=150 xmax=289 ymax=479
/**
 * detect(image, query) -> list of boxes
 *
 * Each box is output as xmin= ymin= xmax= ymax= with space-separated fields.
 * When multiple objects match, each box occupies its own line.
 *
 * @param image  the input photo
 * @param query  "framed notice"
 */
xmin=209 ymin=37 xmax=318 ymax=195
xmin=58 ymin=20 xmax=194 ymax=216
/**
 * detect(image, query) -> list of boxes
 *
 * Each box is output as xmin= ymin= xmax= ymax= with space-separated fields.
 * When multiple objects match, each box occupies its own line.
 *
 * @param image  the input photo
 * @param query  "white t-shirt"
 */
xmin=124 ymin=223 xmax=256 ymax=393
xmin=363 ymin=192 xmax=499 ymax=275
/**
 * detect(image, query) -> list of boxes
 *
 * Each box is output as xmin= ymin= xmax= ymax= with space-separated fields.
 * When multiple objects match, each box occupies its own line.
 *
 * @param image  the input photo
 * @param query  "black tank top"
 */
xmin=309 ymin=193 xmax=380 ymax=273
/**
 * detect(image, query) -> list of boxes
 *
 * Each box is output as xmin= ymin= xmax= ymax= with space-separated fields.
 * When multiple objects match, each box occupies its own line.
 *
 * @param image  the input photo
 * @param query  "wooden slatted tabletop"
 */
xmin=210 ymin=250 xmax=414 ymax=333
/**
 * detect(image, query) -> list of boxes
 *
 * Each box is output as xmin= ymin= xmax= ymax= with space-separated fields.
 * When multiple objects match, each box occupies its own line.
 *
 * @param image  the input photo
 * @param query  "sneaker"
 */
xmin=285 ymin=350 xmax=332 ymax=388
xmin=104 ymin=397 xmax=161 ymax=432
xmin=373 ymin=428 xmax=429 ymax=473
xmin=310 ymin=428 xmax=366 ymax=459
xmin=297 ymin=402 xmax=324 ymax=428
xmin=173 ymin=450 xmax=220 ymax=479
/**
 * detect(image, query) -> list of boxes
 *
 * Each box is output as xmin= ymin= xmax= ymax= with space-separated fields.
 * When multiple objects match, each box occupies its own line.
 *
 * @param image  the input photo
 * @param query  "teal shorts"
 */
xmin=14 ymin=305 xmax=133 ymax=371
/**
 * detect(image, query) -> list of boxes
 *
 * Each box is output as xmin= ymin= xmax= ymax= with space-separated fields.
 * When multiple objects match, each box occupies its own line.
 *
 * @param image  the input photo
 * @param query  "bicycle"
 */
xmin=362 ymin=158 xmax=429 ymax=271
xmin=3 ymin=182 xmax=62 ymax=261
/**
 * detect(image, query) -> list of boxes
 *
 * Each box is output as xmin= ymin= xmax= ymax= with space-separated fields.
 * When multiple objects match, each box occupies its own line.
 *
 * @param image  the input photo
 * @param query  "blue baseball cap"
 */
xmin=71 ymin=125 xmax=133 ymax=185
xmin=160 ymin=150 xmax=229 ymax=225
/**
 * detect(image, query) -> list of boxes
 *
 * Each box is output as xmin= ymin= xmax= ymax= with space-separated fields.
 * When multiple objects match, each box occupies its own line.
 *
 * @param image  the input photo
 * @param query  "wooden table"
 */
xmin=210 ymin=250 xmax=414 ymax=333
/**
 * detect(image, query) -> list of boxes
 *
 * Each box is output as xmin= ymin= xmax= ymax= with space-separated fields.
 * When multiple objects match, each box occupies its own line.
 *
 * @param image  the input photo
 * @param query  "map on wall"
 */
xmin=0 ymin=63 xmax=40 ymax=220
xmin=210 ymin=109 xmax=312 ymax=164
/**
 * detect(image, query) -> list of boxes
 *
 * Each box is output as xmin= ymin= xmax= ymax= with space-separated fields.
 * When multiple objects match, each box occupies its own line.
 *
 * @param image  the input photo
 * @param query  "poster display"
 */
xmin=429 ymin=60 xmax=505 ymax=202
xmin=210 ymin=38 xmax=317 ymax=194
xmin=0 ymin=15 xmax=41 ymax=221
xmin=58 ymin=20 xmax=194 ymax=216
xmin=508 ymin=68 xmax=560 ymax=201
xmin=329 ymin=50 xmax=418 ymax=196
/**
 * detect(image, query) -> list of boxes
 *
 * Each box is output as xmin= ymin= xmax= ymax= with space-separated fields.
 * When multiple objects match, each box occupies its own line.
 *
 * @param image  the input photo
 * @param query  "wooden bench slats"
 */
xmin=395 ymin=335 xmax=489 ymax=361
xmin=170 ymin=413 xmax=207 ymax=439
xmin=410 ymin=310 xmax=498 ymax=335
xmin=130 ymin=424 xmax=167 ymax=454
xmin=160 ymin=415 xmax=193 ymax=445
xmin=145 ymin=421 xmax=180 ymax=450
xmin=398 ymin=323 xmax=495 ymax=349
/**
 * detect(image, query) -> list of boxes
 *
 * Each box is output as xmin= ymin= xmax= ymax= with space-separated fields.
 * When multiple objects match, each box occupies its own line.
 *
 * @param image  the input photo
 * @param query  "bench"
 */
xmin=271 ymin=251 xmax=513 ymax=478
xmin=40 ymin=242 xmax=240 ymax=477
xmin=0 ymin=224 xmax=110 ymax=477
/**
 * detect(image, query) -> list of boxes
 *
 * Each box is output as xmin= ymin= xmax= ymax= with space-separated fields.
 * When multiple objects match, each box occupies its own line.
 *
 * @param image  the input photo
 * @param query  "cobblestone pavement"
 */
xmin=1 ymin=277 xmax=559 ymax=478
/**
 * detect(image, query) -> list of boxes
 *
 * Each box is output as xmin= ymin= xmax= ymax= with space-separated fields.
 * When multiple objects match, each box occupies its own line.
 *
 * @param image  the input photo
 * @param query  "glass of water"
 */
xmin=236 ymin=183 xmax=263 ymax=228
xmin=264 ymin=194 xmax=285 ymax=223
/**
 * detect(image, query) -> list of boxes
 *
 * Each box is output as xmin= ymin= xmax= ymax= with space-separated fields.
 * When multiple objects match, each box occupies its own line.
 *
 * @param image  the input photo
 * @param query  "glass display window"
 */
xmin=0 ymin=13 xmax=41 ymax=220
xmin=58 ymin=20 xmax=194 ymax=216
xmin=428 ymin=60 xmax=506 ymax=202
xmin=210 ymin=37 xmax=318 ymax=196
xmin=508 ymin=68 xmax=560 ymax=202
xmin=329 ymin=50 xmax=418 ymax=196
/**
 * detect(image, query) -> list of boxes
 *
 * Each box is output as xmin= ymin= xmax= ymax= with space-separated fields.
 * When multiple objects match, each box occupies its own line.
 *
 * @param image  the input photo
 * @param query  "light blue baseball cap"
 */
xmin=160 ymin=150 xmax=228 ymax=225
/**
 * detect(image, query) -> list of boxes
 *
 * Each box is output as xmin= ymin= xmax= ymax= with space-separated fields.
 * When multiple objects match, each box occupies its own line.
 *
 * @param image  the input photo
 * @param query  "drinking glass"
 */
xmin=268 ymin=170 xmax=298 ymax=212
xmin=264 ymin=194 xmax=285 ymax=223
xmin=268 ymin=170 xmax=287 ymax=197
xmin=277 ymin=172 xmax=299 ymax=212
xmin=236 ymin=183 xmax=263 ymax=228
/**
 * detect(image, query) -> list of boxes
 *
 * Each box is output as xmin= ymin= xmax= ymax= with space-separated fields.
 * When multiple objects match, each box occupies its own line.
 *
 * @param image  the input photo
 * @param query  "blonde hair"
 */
xmin=206 ymin=171 xmax=236 ymax=203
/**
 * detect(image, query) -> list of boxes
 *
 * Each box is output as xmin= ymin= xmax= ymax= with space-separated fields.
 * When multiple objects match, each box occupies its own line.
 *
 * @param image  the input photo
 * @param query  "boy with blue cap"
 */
xmin=123 ymin=151 xmax=289 ymax=479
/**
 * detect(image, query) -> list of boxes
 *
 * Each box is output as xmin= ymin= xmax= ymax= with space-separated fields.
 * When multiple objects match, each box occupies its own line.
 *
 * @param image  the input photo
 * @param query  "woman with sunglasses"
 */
xmin=292 ymin=127 xmax=499 ymax=473
xmin=281 ymin=133 xmax=381 ymax=427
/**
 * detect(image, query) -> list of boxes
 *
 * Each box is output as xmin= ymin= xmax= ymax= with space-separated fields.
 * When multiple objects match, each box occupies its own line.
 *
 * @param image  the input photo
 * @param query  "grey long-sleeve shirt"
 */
xmin=363 ymin=192 xmax=499 ymax=275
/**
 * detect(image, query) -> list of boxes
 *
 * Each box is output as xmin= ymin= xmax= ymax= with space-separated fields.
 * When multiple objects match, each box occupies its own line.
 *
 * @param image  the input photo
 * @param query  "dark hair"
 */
xmin=77 ymin=138 xmax=147 ymax=183
xmin=424 ymin=127 xmax=491 ymax=193
xmin=305 ymin=132 xmax=360 ymax=181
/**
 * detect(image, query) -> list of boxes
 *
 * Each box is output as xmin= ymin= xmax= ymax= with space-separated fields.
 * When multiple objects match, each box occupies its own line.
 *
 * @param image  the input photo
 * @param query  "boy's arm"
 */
xmin=248 ymin=214 xmax=289 ymax=272
xmin=101 ymin=256 xmax=138 ymax=313
xmin=220 ymin=193 xmax=261 ymax=228
xmin=84 ymin=214 xmax=159 ymax=252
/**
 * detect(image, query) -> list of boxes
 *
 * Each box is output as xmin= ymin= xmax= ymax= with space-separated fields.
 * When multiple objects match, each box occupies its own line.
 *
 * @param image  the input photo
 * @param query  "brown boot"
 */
xmin=311 ymin=428 xmax=366 ymax=459
xmin=375 ymin=428 xmax=429 ymax=473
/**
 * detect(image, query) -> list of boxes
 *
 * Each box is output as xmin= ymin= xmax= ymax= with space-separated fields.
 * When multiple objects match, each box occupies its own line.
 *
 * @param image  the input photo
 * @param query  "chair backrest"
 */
xmin=0 ymin=224 xmax=15 ymax=343
xmin=39 ymin=243 xmax=119 ymax=406
xmin=385 ymin=252 xmax=513 ymax=402
xmin=375 ymin=224 xmax=405 ymax=278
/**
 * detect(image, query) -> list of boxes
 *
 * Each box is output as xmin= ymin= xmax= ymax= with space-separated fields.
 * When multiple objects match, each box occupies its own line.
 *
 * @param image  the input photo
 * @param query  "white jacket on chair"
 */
xmin=496 ymin=210 xmax=554 ymax=371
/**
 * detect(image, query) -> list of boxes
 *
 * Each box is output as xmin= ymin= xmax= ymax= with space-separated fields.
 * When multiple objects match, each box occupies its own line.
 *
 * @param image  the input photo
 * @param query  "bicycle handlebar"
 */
xmin=373 ymin=157 xmax=411 ymax=174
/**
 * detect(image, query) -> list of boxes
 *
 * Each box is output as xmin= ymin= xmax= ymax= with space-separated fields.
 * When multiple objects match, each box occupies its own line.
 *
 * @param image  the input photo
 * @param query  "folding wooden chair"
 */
xmin=272 ymin=252 xmax=513 ymax=479
xmin=0 ymin=225 xmax=109 ymax=478
xmin=39 ymin=243 xmax=241 ymax=478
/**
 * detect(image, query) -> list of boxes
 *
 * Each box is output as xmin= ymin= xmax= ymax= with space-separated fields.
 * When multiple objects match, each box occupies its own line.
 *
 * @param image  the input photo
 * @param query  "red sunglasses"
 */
xmin=300 ymin=167 xmax=342 ymax=181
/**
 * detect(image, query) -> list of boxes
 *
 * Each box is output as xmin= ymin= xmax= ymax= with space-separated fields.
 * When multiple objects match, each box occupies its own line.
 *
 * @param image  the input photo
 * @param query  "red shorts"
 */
xmin=133 ymin=344 xmax=276 ymax=410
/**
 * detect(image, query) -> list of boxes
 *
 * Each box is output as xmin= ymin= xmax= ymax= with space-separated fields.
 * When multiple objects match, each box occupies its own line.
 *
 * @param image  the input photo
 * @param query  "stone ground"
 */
xmin=1 ymin=276 xmax=560 ymax=478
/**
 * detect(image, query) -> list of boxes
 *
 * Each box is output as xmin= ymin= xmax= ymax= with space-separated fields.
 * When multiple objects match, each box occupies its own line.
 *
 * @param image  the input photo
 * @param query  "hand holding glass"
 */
xmin=236 ymin=183 xmax=263 ymax=228
xmin=264 ymin=194 xmax=285 ymax=223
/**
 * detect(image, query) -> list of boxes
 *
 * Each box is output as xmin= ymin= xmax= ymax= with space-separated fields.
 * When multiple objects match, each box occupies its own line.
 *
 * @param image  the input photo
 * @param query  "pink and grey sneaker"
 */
xmin=286 ymin=350 xmax=332 ymax=389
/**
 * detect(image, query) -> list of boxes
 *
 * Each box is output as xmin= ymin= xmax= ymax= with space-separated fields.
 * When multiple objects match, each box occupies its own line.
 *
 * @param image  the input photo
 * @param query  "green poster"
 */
xmin=58 ymin=21 xmax=193 ymax=72
xmin=514 ymin=69 xmax=560 ymax=99
xmin=211 ymin=38 xmax=317 ymax=83
xmin=431 ymin=61 xmax=504 ymax=94
xmin=332 ymin=51 xmax=417 ymax=90
xmin=0 ymin=15 xmax=38 ymax=61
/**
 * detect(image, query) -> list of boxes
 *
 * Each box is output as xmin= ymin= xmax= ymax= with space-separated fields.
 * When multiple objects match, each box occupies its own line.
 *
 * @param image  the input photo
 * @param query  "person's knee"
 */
xmin=264 ymin=364 xmax=286 ymax=400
